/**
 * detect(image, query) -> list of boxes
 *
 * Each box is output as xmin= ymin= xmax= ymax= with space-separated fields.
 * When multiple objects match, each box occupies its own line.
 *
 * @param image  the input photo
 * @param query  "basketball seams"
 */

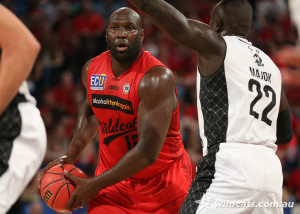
xmin=69 ymin=166 xmax=77 ymax=173
xmin=52 ymin=183 xmax=68 ymax=209
xmin=62 ymin=165 xmax=76 ymax=199
xmin=66 ymin=177 xmax=71 ymax=199
xmin=41 ymin=164 xmax=86 ymax=211
xmin=46 ymin=164 xmax=76 ymax=174
xmin=51 ymin=183 xmax=75 ymax=210
xmin=45 ymin=172 xmax=64 ymax=175
xmin=41 ymin=178 xmax=65 ymax=192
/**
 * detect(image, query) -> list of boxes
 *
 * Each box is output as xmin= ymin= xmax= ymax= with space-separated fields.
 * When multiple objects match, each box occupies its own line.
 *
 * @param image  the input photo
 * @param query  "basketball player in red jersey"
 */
xmin=39 ymin=7 xmax=192 ymax=213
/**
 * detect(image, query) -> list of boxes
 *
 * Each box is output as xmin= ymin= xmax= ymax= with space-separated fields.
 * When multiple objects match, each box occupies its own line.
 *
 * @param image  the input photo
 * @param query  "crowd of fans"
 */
xmin=3 ymin=0 xmax=300 ymax=213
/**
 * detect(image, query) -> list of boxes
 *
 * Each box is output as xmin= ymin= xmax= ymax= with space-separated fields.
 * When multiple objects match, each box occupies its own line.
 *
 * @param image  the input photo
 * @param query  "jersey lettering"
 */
xmin=92 ymin=94 xmax=134 ymax=114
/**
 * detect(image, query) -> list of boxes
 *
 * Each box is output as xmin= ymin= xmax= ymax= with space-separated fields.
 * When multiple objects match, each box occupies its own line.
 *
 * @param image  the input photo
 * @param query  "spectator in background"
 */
xmin=287 ymin=158 xmax=300 ymax=202
xmin=34 ymin=25 xmax=64 ymax=91
xmin=72 ymin=0 xmax=107 ymax=79
xmin=72 ymin=0 xmax=105 ymax=38
xmin=96 ymin=0 xmax=127 ymax=22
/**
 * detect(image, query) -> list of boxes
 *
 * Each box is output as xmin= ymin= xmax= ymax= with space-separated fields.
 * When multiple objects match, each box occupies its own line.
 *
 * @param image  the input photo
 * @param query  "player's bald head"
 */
xmin=108 ymin=7 xmax=143 ymax=30
xmin=210 ymin=0 xmax=252 ymax=37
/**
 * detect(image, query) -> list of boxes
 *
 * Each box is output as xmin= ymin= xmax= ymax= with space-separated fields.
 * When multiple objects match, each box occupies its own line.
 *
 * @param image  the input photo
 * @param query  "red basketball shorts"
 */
xmin=88 ymin=152 xmax=192 ymax=214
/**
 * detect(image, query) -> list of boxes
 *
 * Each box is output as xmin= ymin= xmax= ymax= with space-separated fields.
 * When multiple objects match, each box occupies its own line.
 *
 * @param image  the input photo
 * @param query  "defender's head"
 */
xmin=106 ymin=7 xmax=144 ymax=62
xmin=209 ymin=0 xmax=253 ymax=37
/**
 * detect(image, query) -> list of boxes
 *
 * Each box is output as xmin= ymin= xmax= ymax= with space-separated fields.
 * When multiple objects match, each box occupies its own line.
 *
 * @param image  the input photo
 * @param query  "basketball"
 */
xmin=40 ymin=164 xmax=86 ymax=212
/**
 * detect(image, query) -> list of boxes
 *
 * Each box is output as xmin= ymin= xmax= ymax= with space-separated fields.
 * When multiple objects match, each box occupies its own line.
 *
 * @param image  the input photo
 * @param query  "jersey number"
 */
xmin=125 ymin=134 xmax=138 ymax=151
xmin=248 ymin=79 xmax=276 ymax=126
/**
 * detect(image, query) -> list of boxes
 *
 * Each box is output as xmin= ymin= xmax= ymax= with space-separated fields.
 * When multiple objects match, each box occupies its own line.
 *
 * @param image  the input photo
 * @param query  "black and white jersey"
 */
xmin=0 ymin=81 xmax=36 ymax=175
xmin=197 ymin=36 xmax=282 ymax=156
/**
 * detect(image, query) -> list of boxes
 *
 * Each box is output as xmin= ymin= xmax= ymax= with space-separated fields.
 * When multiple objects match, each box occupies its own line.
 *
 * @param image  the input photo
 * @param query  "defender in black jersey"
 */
xmin=0 ymin=5 xmax=46 ymax=213
xmin=126 ymin=0 xmax=293 ymax=213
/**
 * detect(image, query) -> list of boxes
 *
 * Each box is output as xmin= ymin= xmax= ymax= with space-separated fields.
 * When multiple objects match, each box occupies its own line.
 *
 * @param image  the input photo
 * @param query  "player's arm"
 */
xmin=64 ymin=66 xmax=177 ymax=211
xmin=39 ymin=60 xmax=99 ymax=182
xmin=65 ymin=59 xmax=99 ymax=161
xmin=0 ymin=4 xmax=40 ymax=115
xmin=275 ymin=86 xmax=293 ymax=145
xmin=128 ymin=0 xmax=224 ymax=56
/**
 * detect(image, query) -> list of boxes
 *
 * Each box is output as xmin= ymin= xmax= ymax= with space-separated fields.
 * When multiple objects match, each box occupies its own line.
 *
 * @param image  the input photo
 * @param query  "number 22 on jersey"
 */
xmin=248 ymin=79 xmax=276 ymax=126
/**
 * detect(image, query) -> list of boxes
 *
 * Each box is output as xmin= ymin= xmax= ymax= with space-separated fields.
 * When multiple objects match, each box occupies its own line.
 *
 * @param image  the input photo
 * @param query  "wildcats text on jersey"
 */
xmin=99 ymin=118 xmax=137 ymax=147
xmin=99 ymin=118 xmax=137 ymax=135
xmin=91 ymin=74 xmax=106 ymax=90
xmin=92 ymin=94 xmax=134 ymax=114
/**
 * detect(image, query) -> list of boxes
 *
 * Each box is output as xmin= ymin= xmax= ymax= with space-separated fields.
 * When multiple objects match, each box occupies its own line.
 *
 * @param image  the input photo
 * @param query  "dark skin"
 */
xmin=38 ymin=7 xmax=177 ymax=212
xmin=128 ymin=0 xmax=289 ymax=121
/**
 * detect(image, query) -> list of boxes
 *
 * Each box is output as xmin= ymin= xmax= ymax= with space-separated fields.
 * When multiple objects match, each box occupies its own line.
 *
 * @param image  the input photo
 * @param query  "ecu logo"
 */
xmin=91 ymin=74 xmax=106 ymax=90
xmin=43 ymin=190 xmax=53 ymax=203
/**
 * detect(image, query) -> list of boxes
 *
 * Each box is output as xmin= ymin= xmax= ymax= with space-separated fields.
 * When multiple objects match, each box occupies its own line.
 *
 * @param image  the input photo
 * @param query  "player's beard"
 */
xmin=107 ymin=35 xmax=142 ymax=62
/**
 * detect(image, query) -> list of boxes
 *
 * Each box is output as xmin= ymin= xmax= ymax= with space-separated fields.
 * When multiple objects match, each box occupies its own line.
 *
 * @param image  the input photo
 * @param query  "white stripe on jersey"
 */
xmin=18 ymin=81 xmax=36 ymax=105
xmin=196 ymin=70 xmax=208 ymax=156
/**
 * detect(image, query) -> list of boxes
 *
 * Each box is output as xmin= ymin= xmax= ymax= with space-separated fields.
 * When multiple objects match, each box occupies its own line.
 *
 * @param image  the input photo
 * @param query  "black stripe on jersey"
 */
xmin=92 ymin=94 xmax=134 ymax=115
xmin=179 ymin=144 xmax=220 ymax=214
xmin=179 ymin=64 xmax=228 ymax=214
xmin=200 ymin=64 xmax=228 ymax=148
xmin=0 ymin=93 xmax=26 ymax=176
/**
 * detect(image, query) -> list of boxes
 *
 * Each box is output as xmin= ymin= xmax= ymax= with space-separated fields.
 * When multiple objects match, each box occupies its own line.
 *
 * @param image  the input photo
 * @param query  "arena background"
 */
xmin=2 ymin=0 xmax=300 ymax=213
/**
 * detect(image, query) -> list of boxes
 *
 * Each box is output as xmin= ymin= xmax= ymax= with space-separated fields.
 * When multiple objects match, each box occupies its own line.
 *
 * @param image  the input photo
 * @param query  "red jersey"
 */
xmin=87 ymin=50 xmax=185 ymax=179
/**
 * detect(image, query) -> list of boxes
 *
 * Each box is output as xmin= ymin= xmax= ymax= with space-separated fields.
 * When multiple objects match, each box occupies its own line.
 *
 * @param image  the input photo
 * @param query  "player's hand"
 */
xmin=64 ymin=170 xmax=99 ymax=212
xmin=38 ymin=155 xmax=73 ymax=189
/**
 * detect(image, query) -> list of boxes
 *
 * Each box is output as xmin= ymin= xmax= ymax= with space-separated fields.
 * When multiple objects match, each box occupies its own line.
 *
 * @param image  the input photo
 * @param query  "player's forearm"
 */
xmin=90 ymin=146 xmax=156 ymax=191
xmin=129 ymin=0 xmax=188 ymax=32
xmin=66 ymin=106 xmax=98 ymax=162
xmin=129 ymin=0 xmax=194 ymax=48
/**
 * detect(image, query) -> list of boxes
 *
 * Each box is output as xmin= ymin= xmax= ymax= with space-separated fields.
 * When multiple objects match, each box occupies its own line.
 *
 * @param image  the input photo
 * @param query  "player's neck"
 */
xmin=111 ymin=50 xmax=142 ymax=77
xmin=221 ymin=29 xmax=248 ymax=39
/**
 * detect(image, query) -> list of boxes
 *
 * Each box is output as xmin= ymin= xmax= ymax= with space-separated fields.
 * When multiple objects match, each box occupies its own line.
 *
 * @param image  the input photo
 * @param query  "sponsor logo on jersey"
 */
xmin=92 ymin=94 xmax=134 ymax=114
xmin=253 ymin=53 xmax=264 ymax=67
xmin=108 ymin=85 xmax=119 ymax=90
xmin=91 ymin=74 xmax=106 ymax=90
xmin=248 ymin=46 xmax=264 ymax=67
xmin=43 ymin=190 xmax=53 ymax=203
xmin=123 ymin=83 xmax=130 ymax=94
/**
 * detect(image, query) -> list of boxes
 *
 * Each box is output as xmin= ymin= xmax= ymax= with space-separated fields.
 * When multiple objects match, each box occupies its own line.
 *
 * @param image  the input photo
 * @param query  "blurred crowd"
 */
xmin=3 ymin=0 xmax=300 ymax=213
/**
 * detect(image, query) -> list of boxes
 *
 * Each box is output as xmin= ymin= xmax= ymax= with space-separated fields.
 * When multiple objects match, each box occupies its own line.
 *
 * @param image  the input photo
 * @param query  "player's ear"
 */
xmin=210 ymin=18 xmax=221 ymax=33
xmin=217 ymin=19 xmax=224 ymax=33
xmin=212 ymin=18 xmax=223 ymax=34
xmin=140 ymin=28 xmax=144 ymax=42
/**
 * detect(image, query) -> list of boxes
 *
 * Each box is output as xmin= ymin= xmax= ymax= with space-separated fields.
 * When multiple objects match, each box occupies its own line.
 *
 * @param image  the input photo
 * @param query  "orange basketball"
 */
xmin=40 ymin=164 xmax=86 ymax=212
